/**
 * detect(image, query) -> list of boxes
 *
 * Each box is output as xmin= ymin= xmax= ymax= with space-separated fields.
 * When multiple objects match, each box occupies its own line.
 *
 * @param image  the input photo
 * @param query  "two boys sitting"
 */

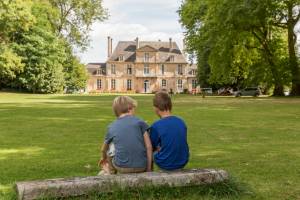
xmin=99 ymin=91 xmax=189 ymax=174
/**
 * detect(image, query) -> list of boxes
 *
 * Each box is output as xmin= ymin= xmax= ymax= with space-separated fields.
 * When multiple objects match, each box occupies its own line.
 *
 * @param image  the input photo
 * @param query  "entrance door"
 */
xmin=144 ymin=80 xmax=150 ymax=93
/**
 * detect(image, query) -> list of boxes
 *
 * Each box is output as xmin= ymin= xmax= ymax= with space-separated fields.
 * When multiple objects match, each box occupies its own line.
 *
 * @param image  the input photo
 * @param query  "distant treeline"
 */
xmin=0 ymin=0 xmax=106 ymax=93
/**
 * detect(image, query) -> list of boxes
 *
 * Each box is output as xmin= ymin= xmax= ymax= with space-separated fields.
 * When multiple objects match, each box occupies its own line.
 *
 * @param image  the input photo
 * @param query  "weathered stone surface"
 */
xmin=16 ymin=169 xmax=229 ymax=200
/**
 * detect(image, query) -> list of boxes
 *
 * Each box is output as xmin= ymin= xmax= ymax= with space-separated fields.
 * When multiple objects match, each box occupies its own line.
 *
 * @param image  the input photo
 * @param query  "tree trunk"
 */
xmin=16 ymin=169 xmax=229 ymax=200
xmin=287 ymin=4 xmax=300 ymax=96
xmin=273 ymin=84 xmax=284 ymax=96
xmin=251 ymin=30 xmax=285 ymax=96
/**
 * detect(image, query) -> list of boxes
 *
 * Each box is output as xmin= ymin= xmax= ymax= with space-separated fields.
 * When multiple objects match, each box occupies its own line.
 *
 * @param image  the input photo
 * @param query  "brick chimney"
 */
xmin=107 ymin=36 xmax=112 ymax=58
xmin=136 ymin=37 xmax=139 ymax=49
xmin=169 ymin=38 xmax=172 ymax=52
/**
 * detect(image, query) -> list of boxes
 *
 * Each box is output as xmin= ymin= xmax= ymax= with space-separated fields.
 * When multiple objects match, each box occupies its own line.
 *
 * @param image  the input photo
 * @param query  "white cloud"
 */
xmin=77 ymin=0 xmax=184 ymax=63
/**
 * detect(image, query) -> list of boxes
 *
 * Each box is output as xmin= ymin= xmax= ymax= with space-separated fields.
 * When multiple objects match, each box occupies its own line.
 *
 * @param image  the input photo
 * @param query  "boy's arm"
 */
xmin=98 ymin=142 xmax=109 ymax=167
xmin=143 ymin=131 xmax=153 ymax=172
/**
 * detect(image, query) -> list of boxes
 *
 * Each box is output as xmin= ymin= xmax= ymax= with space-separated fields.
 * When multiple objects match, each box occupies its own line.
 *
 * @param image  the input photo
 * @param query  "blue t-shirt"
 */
xmin=104 ymin=115 xmax=149 ymax=168
xmin=150 ymin=116 xmax=189 ymax=170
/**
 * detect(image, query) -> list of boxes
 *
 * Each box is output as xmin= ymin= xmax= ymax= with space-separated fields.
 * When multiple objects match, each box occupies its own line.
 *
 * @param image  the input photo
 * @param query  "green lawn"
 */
xmin=0 ymin=93 xmax=299 ymax=199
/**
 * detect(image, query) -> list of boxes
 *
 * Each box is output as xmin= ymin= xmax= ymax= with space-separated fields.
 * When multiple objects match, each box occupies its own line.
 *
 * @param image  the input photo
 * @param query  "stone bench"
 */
xmin=16 ymin=169 xmax=229 ymax=200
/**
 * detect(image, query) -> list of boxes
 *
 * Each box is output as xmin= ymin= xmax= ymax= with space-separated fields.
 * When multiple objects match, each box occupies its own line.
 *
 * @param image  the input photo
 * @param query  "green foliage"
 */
xmin=13 ymin=27 xmax=66 ymax=93
xmin=0 ymin=45 xmax=24 ymax=88
xmin=179 ymin=0 xmax=296 ymax=95
xmin=0 ymin=0 xmax=35 ymax=42
xmin=0 ymin=0 xmax=106 ymax=93
xmin=49 ymin=0 xmax=108 ymax=49
xmin=64 ymin=54 xmax=89 ymax=92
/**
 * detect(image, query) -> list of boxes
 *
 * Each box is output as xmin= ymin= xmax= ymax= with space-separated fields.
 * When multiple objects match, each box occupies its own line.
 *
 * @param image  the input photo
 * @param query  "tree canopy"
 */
xmin=179 ymin=0 xmax=300 ymax=96
xmin=0 ymin=0 xmax=106 ymax=93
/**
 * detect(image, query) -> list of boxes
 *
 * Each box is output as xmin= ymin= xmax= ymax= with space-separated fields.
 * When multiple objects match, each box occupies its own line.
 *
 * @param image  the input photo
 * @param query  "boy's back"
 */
xmin=150 ymin=116 xmax=189 ymax=170
xmin=105 ymin=115 xmax=148 ymax=168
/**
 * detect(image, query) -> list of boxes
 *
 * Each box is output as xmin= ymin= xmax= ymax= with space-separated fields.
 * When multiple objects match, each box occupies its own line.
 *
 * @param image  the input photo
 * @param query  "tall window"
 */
xmin=144 ymin=63 xmax=150 ymax=75
xmin=160 ymin=64 xmax=165 ymax=75
xmin=127 ymin=79 xmax=132 ymax=90
xmin=192 ymin=79 xmax=197 ymax=89
xmin=127 ymin=64 xmax=132 ymax=75
xmin=97 ymin=79 xmax=102 ymax=89
xmin=111 ymin=79 xmax=116 ymax=90
xmin=177 ymin=64 xmax=183 ymax=75
xmin=111 ymin=64 xmax=116 ymax=74
xmin=177 ymin=79 xmax=183 ymax=91
xmin=162 ymin=79 xmax=167 ymax=87
xmin=144 ymin=53 xmax=150 ymax=62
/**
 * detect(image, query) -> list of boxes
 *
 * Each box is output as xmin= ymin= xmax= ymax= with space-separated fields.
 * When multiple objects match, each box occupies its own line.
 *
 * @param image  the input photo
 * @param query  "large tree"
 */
xmin=13 ymin=27 xmax=66 ymax=93
xmin=179 ymin=0 xmax=294 ymax=96
xmin=0 ymin=0 xmax=106 ymax=93
xmin=270 ymin=0 xmax=300 ymax=95
xmin=0 ymin=0 xmax=35 ymax=88
xmin=49 ymin=0 xmax=107 ymax=49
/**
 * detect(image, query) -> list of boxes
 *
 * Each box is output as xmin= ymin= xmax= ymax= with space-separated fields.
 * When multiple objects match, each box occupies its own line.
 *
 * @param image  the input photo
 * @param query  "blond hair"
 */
xmin=112 ymin=96 xmax=137 ymax=117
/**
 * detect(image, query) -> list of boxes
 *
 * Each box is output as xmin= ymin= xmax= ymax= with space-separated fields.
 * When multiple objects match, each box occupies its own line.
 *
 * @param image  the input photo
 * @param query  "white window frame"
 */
xmin=111 ymin=64 xmax=116 ymax=74
xmin=144 ymin=53 xmax=150 ymax=62
xmin=177 ymin=79 xmax=183 ymax=91
xmin=162 ymin=79 xmax=167 ymax=88
xmin=127 ymin=79 xmax=132 ymax=90
xmin=97 ymin=79 xmax=102 ymax=89
xmin=127 ymin=64 xmax=132 ymax=75
xmin=170 ymin=55 xmax=174 ymax=62
xmin=177 ymin=64 xmax=183 ymax=75
xmin=111 ymin=79 xmax=116 ymax=90
xmin=119 ymin=55 xmax=124 ymax=61
xmin=144 ymin=63 xmax=150 ymax=75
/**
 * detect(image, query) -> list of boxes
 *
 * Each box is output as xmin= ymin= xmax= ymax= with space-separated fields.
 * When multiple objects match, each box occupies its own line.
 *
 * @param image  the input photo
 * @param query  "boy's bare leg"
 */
xmin=107 ymin=156 xmax=117 ymax=174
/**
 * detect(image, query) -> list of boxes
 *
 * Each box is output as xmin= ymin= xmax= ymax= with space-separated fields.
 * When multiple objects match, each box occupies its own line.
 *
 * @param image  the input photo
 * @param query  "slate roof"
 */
xmin=86 ymin=63 xmax=106 ymax=75
xmin=108 ymin=41 xmax=187 ymax=63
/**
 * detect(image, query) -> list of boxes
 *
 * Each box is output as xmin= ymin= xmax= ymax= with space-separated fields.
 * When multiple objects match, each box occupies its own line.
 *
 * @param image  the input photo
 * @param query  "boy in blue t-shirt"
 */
xmin=150 ymin=91 xmax=189 ymax=170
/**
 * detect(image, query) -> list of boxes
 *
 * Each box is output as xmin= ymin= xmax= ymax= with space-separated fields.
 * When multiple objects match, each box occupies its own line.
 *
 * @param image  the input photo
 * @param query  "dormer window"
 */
xmin=119 ymin=55 xmax=124 ymax=61
xmin=191 ymin=69 xmax=196 ymax=75
xmin=97 ymin=69 xmax=102 ymax=75
xmin=170 ymin=55 xmax=174 ymax=62
xmin=144 ymin=53 xmax=150 ymax=62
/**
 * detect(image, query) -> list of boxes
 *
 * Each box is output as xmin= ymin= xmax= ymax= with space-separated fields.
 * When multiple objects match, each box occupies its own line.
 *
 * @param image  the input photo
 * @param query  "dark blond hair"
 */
xmin=153 ymin=91 xmax=172 ymax=111
xmin=112 ymin=96 xmax=137 ymax=117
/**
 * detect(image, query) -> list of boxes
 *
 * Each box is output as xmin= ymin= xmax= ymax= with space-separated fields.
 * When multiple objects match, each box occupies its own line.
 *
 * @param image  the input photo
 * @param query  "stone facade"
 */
xmin=86 ymin=37 xmax=197 ymax=93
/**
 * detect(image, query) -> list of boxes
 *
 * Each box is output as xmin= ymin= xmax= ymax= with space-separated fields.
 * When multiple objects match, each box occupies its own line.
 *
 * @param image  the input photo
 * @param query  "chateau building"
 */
xmin=86 ymin=37 xmax=197 ymax=93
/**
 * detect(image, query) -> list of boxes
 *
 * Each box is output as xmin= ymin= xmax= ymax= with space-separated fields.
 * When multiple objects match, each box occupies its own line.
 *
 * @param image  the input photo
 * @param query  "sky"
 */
xmin=77 ymin=0 xmax=185 ymax=64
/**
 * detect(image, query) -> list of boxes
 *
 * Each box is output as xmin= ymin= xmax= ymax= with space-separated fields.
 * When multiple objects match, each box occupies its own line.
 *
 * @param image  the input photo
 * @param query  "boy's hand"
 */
xmin=98 ymin=158 xmax=107 ymax=167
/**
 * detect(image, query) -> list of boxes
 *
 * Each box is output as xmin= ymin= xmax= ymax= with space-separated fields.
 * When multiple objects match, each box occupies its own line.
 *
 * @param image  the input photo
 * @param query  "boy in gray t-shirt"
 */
xmin=98 ymin=96 xmax=152 ymax=174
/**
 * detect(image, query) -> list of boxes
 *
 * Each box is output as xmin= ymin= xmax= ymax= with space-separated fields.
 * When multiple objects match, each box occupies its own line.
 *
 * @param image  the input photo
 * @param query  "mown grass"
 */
xmin=0 ymin=92 xmax=299 ymax=199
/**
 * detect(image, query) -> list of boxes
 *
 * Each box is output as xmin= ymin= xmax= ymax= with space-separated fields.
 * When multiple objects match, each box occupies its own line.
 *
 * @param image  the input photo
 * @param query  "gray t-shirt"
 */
xmin=104 ymin=115 xmax=149 ymax=168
